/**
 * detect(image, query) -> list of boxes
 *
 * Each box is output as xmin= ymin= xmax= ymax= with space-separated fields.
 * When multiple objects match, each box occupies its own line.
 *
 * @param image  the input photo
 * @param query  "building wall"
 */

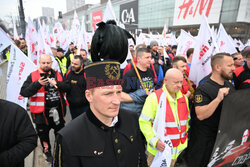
xmin=138 ymin=0 xmax=174 ymax=29
xmin=62 ymin=0 xmax=250 ymax=41
xmin=42 ymin=7 xmax=55 ymax=18
xmin=220 ymin=0 xmax=240 ymax=23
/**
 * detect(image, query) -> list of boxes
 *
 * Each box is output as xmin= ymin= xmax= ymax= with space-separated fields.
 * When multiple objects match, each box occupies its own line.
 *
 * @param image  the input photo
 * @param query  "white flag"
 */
xmin=189 ymin=15 xmax=219 ymax=86
xmin=169 ymin=33 xmax=178 ymax=46
xmin=217 ymin=24 xmax=237 ymax=54
xmin=42 ymin=20 xmax=52 ymax=48
xmin=71 ymin=11 xmax=81 ymax=45
xmin=103 ymin=0 xmax=117 ymax=22
xmin=6 ymin=45 xmax=36 ymax=109
xmin=26 ymin=17 xmax=39 ymax=65
xmin=12 ymin=17 xmax=19 ymax=40
xmin=37 ymin=19 xmax=59 ymax=72
xmin=176 ymin=29 xmax=195 ymax=57
xmin=77 ymin=17 xmax=88 ymax=55
xmin=37 ymin=19 xmax=46 ymax=59
xmin=151 ymin=91 xmax=173 ymax=167
xmin=162 ymin=22 xmax=168 ymax=39
xmin=0 ymin=28 xmax=12 ymax=53
xmin=0 ymin=28 xmax=13 ymax=53
xmin=238 ymin=39 xmax=245 ymax=51
xmin=53 ymin=22 xmax=64 ymax=46
xmin=245 ymin=39 xmax=250 ymax=47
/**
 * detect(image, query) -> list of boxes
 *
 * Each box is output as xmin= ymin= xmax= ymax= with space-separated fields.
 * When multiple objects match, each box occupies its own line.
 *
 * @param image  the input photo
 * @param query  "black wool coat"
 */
xmin=53 ymin=108 xmax=147 ymax=167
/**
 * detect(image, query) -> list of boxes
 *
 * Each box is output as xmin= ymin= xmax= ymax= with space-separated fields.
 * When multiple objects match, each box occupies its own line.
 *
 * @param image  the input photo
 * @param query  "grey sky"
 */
xmin=0 ymin=0 xmax=66 ymax=21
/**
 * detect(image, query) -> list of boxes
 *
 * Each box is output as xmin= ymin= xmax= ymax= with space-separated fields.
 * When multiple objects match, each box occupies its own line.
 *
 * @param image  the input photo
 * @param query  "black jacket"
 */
xmin=20 ymin=69 xmax=67 ymax=122
xmin=57 ymin=69 xmax=88 ymax=107
xmin=151 ymin=51 xmax=160 ymax=76
xmin=53 ymin=108 xmax=147 ymax=167
xmin=0 ymin=99 xmax=37 ymax=167
xmin=233 ymin=63 xmax=250 ymax=89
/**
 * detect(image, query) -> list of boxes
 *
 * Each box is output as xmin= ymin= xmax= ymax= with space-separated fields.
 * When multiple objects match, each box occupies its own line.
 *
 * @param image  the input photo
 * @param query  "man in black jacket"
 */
xmin=0 ymin=99 xmax=37 ymax=167
xmin=20 ymin=54 xmax=67 ymax=163
xmin=50 ymin=55 xmax=89 ymax=119
xmin=53 ymin=20 xmax=147 ymax=167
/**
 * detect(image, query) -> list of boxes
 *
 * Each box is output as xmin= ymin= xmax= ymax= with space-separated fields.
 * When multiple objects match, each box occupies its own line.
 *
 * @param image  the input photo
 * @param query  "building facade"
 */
xmin=42 ymin=7 xmax=55 ymax=18
xmin=62 ymin=0 xmax=250 ymax=42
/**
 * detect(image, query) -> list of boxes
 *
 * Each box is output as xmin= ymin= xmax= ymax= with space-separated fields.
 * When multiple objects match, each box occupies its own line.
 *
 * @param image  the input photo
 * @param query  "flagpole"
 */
xmin=131 ymin=59 xmax=145 ymax=90
xmin=18 ymin=0 xmax=26 ymax=37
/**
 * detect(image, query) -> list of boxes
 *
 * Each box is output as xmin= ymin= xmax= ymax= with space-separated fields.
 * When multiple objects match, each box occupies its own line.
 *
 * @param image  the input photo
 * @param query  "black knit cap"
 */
xmin=84 ymin=20 xmax=135 ymax=89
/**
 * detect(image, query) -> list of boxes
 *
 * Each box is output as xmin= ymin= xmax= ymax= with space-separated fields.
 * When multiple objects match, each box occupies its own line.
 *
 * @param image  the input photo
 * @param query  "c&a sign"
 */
xmin=120 ymin=0 xmax=138 ymax=28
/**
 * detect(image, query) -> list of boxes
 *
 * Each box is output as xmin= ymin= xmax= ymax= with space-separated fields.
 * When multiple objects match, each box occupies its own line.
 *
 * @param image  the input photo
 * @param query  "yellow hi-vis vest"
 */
xmin=69 ymin=53 xmax=74 ymax=63
xmin=139 ymin=84 xmax=190 ymax=159
xmin=6 ymin=50 xmax=10 ymax=60
xmin=56 ymin=56 xmax=67 ymax=76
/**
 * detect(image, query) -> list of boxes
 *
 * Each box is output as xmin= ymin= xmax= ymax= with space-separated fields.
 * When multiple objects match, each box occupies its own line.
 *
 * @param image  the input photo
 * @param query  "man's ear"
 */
xmin=214 ymin=64 xmax=221 ymax=72
xmin=85 ymin=90 xmax=93 ymax=103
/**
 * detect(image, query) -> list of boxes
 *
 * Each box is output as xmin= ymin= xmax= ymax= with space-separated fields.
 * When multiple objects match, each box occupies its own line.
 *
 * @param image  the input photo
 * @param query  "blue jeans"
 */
xmin=69 ymin=105 xmax=89 ymax=119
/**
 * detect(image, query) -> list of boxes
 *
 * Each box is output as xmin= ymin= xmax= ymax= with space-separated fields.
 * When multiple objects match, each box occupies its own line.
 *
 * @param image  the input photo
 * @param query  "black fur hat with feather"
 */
xmin=84 ymin=20 xmax=135 ymax=89
xmin=90 ymin=20 xmax=135 ymax=64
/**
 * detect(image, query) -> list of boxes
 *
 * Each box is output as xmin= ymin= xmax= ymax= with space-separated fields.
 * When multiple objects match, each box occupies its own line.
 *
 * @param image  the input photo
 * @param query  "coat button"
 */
xmin=117 ymin=149 xmax=121 ymax=154
xmin=100 ymin=126 xmax=105 ymax=130
xmin=115 ymin=138 xmax=118 ymax=143
xmin=113 ymin=129 xmax=116 ymax=133
xmin=130 ymin=136 xmax=134 ymax=142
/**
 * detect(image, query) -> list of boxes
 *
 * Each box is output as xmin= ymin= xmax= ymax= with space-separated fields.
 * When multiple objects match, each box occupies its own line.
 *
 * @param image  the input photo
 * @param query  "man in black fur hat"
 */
xmin=52 ymin=20 xmax=147 ymax=167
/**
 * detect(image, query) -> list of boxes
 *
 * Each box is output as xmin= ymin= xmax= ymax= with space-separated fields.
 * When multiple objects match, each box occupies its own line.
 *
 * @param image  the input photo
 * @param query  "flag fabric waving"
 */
xmin=208 ymin=89 xmax=250 ymax=166
xmin=6 ymin=45 xmax=36 ymax=109
xmin=176 ymin=29 xmax=195 ymax=57
xmin=0 ymin=28 xmax=13 ymax=53
xmin=216 ymin=24 xmax=237 ymax=54
xmin=189 ymin=15 xmax=219 ymax=86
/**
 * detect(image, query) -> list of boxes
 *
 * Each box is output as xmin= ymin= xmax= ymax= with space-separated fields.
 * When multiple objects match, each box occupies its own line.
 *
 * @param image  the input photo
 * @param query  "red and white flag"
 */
xmin=6 ymin=45 xmax=36 ymax=109
xmin=189 ymin=15 xmax=219 ymax=86
xmin=162 ymin=22 xmax=168 ymax=39
xmin=37 ymin=19 xmax=46 ymax=59
xmin=37 ymin=19 xmax=60 ymax=71
xmin=53 ymin=22 xmax=64 ymax=46
xmin=42 ymin=20 xmax=52 ymax=47
xmin=26 ymin=17 xmax=39 ymax=65
xmin=176 ymin=29 xmax=195 ymax=57
xmin=217 ymin=24 xmax=237 ymax=54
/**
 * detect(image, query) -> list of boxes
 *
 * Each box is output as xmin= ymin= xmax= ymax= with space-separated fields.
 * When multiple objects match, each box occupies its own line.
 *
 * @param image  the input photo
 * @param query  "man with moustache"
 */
xmin=20 ymin=54 xmax=67 ymax=163
xmin=52 ymin=20 xmax=147 ymax=167
xmin=184 ymin=53 xmax=235 ymax=167
xmin=50 ymin=55 xmax=88 ymax=119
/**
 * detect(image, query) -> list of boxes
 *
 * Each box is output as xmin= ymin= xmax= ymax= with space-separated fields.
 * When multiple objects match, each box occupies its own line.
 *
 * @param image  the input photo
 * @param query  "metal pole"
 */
xmin=19 ymin=0 xmax=26 ymax=37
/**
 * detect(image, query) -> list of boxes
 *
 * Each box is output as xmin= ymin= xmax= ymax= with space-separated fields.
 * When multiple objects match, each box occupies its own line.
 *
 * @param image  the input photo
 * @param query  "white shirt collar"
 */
xmin=109 ymin=116 xmax=118 ymax=127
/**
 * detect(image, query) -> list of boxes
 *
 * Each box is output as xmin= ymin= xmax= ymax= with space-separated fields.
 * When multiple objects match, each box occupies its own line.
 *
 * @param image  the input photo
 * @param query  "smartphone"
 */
xmin=40 ymin=73 xmax=48 ymax=79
